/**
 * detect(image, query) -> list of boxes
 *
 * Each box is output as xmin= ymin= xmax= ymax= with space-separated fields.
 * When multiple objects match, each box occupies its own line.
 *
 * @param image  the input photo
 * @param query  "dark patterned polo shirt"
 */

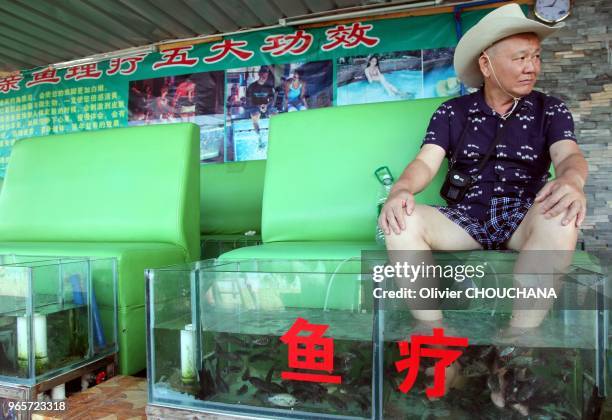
xmin=422 ymin=89 xmax=577 ymax=222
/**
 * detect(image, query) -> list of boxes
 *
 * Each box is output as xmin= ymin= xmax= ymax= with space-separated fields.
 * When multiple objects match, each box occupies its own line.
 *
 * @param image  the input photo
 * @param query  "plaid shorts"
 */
xmin=434 ymin=197 xmax=534 ymax=250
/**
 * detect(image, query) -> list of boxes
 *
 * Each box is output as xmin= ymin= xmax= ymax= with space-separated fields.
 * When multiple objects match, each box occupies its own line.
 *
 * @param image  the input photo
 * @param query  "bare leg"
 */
xmin=505 ymin=201 xmax=578 ymax=328
xmin=385 ymin=205 xmax=481 ymax=395
xmin=380 ymin=77 xmax=400 ymax=96
xmin=250 ymin=112 xmax=261 ymax=134
xmin=385 ymin=204 xmax=482 ymax=321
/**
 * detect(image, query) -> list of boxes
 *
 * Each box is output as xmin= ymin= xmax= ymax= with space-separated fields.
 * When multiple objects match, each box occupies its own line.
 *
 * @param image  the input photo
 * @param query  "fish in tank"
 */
xmin=382 ymin=342 xmax=586 ymax=419
xmin=152 ymin=308 xmax=374 ymax=418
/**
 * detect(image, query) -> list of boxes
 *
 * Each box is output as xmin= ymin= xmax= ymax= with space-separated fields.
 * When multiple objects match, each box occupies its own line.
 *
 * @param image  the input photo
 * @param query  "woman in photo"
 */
xmin=283 ymin=69 xmax=308 ymax=112
xmin=364 ymin=54 xmax=401 ymax=97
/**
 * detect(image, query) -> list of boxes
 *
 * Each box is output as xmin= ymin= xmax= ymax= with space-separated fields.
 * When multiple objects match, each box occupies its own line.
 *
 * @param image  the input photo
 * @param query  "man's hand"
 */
xmin=378 ymin=189 xmax=415 ymax=235
xmin=535 ymin=176 xmax=586 ymax=227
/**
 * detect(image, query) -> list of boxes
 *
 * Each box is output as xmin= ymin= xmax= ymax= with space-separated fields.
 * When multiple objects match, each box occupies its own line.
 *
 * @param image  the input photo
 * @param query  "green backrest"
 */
xmin=0 ymin=124 xmax=201 ymax=261
xmin=262 ymin=98 xmax=449 ymax=243
xmin=200 ymin=160 xmax=265 ymax=235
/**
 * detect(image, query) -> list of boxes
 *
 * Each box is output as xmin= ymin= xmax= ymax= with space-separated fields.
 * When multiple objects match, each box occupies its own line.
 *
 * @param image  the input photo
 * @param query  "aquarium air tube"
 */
xmin=180 ymin=323 xmax=196 ymax=384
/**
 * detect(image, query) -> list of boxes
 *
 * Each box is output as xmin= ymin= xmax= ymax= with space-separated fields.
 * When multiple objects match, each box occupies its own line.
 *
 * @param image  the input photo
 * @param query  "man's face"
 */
xmin=483 ymin=33 xmax=541 ymax=97
xmin=258 ymin=71 xmax=269 ymax=83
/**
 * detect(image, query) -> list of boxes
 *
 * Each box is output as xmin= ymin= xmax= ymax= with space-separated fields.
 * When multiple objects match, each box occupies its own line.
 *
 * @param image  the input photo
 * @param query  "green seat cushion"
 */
xmin=261 ymin=98 xmax=448 ymax=244
xmin=201 ymin=234 xmax=262 ymax=259
xmin=220 ymin=241 xmax=383 ymax=260
xmin=200 ymin=160 xmax=265 ymax=235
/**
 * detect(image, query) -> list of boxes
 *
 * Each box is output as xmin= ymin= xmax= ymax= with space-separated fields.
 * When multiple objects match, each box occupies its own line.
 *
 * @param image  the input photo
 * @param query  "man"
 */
xmin=381 ymin=0 xmax=588 ymax=340
xmin=172 ymin=76 xmax=196 ymax=121
xmin=379 ymin=3 xmax=588 ymax=406
xmin=246 ymin=66 xmax=277 ymax=147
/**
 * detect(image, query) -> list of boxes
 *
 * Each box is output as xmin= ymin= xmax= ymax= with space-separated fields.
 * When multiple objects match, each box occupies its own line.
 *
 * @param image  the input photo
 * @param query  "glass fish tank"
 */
xmin=374 ymin=250 xmax=609 ymax=420
xmin=147 ymin=259 xmax=374 ymax=419
xmin=146 ymin=253 xmax=609 ymax=419
xmin=0 ymin=255 xmax=117 ymax=386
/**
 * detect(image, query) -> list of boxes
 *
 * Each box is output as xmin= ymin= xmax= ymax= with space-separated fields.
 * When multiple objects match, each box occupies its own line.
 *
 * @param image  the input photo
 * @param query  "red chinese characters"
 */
xmin=395 ymin=328 xmax=468 ymax=398
xmin=280 ymin=317 xmax=341 ymax=384
xmin=106 ymin=55 xmax=146 ymax=76
xmin=64 ymin=64 xmax=103 ymax=81
xmin=25 ymin=68 xmax=61 ymax=87
xmin=260 ymin=30 xmax=313 ymax=57
xmin=0 ymin=74 xmax=23 ymax=93
xmin=204 ymin=39 xmax=254 ymax=64
xmin=152 ymin=46 xmax=198 ymax=70
xmin=321 ymin=22 xmax=380 ymax=51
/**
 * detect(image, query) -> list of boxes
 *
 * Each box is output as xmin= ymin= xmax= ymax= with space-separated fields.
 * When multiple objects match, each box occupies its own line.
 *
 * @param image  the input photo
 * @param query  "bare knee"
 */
xmin=385 ymin=205 xmax=430 ymax=250
xmin=523 ymin=202 xmax=578 ymax=250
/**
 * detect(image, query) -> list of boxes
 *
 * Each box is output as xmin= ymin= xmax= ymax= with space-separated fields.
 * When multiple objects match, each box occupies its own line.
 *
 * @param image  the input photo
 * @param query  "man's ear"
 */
xmin=478 ymin=53 xmax=491 ymax=79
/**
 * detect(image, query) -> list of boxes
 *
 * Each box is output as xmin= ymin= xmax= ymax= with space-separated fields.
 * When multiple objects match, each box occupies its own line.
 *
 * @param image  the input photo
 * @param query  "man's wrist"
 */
xmin=558 ymin=171 xmax=585 ymax=190
xmin=390 ymin=186 xmax=414 ymax=198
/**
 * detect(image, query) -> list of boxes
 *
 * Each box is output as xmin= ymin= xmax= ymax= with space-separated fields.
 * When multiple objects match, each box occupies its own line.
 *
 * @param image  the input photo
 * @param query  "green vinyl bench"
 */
xmin=0 ymin=123 xmax=200 ymax=374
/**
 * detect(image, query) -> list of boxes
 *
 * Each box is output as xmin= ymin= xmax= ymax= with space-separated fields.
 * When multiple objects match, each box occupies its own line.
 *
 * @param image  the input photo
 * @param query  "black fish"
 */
xmin=487 ymin=373 xmax=501 ymax=393
xmin=516 ymin=379 xmax=537 ymax=402
xmin=254 ymin=389 xmax=269 ymax=402
xmin=197 ymin=366 xmax=216 ymax=400
xmin=249 ymin=352 xmax=274 ymax=363
xmin=354 ymin=393 xmax=371 ymax=410
xmin=0 ymin=344 xmax=8 ymax=369
xmin=242 ymin=366 xmax=250 ymax=381
xmin=215 ymin=343 xmax=241 ymax=361
xmin=292 ymin=381 xmax=327 ymax=396
xmin=326 ymin=394 xmax=347 ymax=410
xmin=237 ymin=384 xmax=248 ymax=396
xmin=265 ymin=367 xmax=275 ymax=383
xmin=215 ymin=361 xmax=229 ymax=393
xmin=221 ymin=365 xmax=242 ymax=376
xmin=218 ymin=333 xmax=246 ymax=347
xmin=248 ymin=377 xmax=285 ymax=393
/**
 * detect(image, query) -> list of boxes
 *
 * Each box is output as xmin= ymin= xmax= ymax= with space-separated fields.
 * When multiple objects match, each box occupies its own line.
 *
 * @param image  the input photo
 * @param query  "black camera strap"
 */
xmin=449 ymin=107 xmax=515 ymax=184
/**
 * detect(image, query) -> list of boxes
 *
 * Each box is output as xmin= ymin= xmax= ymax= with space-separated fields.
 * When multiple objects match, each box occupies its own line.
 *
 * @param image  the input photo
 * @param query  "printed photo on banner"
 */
xmin=127 ymin=71 xmax=225 ymax=163
xmin=225 ymin=61 xmax=332 ymax=162
xmin=422 ymin=47 xmax=459 ymax=98
xmin=336 ymin=50 xmax=423 ymax=106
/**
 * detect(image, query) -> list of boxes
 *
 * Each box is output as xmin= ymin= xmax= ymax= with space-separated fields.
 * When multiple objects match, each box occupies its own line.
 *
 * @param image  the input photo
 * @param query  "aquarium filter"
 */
xmin=17 ymin=314 xmax=49 ymax=368
xmin=180 ymin=323 xmax=196 ymax=384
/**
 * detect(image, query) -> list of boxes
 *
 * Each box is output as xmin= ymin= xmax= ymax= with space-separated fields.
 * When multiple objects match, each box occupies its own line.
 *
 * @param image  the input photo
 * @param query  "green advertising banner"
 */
xmin=0 ymin=9 xmax=489 ymax=177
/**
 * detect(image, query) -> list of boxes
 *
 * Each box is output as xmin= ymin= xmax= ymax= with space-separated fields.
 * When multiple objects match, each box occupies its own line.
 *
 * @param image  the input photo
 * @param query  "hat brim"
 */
xmin=454 ymin=17 xmax=564 ymax=88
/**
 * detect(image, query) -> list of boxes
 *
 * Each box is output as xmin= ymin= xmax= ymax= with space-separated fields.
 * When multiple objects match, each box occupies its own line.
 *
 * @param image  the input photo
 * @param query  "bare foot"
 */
xmin=425 ymin=361 xmax=462 ymax=400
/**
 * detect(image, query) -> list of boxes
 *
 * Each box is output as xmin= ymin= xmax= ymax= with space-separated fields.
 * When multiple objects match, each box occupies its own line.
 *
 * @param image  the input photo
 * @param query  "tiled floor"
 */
xmin=33 ymin=376 xmax=147 ymax=420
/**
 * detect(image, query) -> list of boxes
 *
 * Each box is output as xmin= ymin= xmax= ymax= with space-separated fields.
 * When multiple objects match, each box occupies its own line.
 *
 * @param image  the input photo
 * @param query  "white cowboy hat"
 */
xmin=454 ymin=3 xmax=564 ymax=88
